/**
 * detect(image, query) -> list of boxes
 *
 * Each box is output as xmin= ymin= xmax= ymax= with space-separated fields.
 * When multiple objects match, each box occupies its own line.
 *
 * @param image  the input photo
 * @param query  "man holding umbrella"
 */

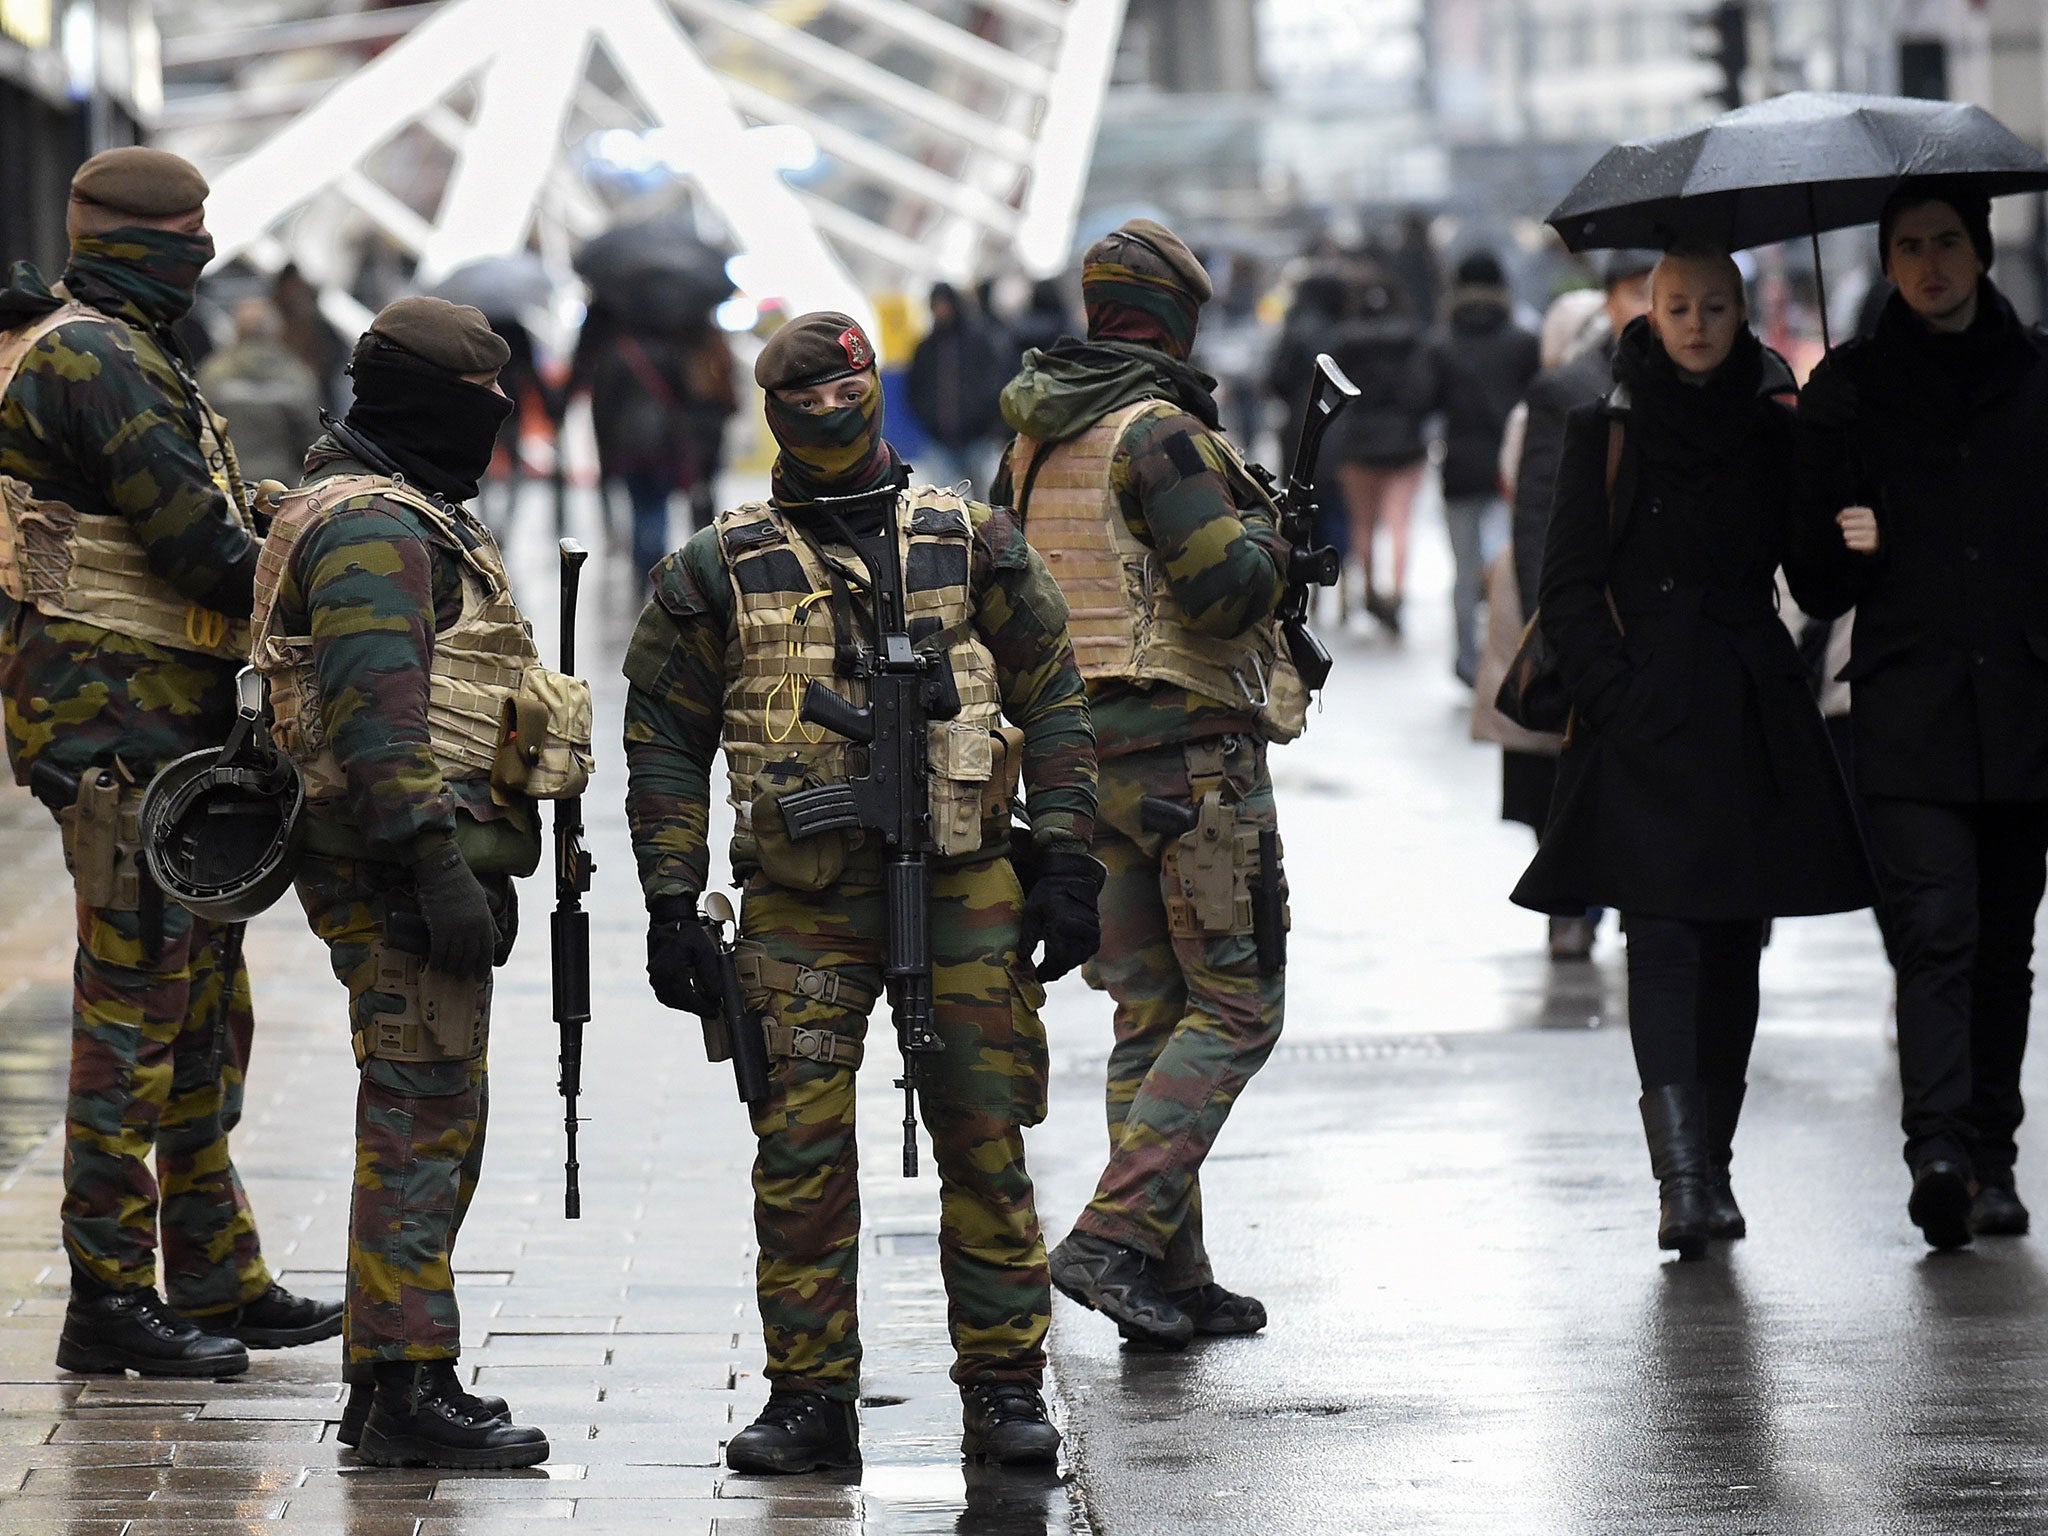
xmin=1797 ymin=178 xmax=2048 ymax=1250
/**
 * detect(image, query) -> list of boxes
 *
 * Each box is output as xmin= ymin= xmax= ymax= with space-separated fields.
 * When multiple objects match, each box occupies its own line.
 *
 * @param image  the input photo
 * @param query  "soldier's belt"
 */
xmin=763 ymin=1022 xmax=863 ymax=1068
xmin=735 ymin=948 xmax=879 ymax=1012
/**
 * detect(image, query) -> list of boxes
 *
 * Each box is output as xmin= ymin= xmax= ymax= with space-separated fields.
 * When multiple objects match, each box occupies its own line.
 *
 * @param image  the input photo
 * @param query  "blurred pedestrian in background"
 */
xmin=1431 ymin=250 xmax=1538 ymax=686
xmin=570 ymin=304 xmax=733 ymax=582
xmin=1327 ymin=274 xmax=1435 ymax=636
xmin=198 ymin=297 xmax=325 ymax=490
xmin=1511 ymin=247 xmax=1872 ymax=1259
xmin=1797 ymin=178 xmax=2048 ymax=1252
xmin=1494 ymin=254 xmax=1653 ymax=960
xmin=271 ymin=263 xmax=348 ymax=411
xmin=906 ymin=281 xmax=1009 ymax=497
xmin=1471 ymin=286 xmax=1605 ymax=958
xmin=1005 ymin=277 xmax=1077 ymax=370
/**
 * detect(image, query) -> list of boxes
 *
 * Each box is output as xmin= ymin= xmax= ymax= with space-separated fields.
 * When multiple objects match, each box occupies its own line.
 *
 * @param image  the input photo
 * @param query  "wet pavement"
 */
xmin=1 ymin=484 xmax=2046 ymax=1534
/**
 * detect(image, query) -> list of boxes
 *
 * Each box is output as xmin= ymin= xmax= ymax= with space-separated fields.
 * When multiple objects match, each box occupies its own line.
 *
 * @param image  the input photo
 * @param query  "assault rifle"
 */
xmin=1246 ymin=353 xmax=1358 ymax=696
xmin=774 ymin=486 xmax=960 ymax=1178
xmin=551 ymin=539 xmax=592 ymax=1219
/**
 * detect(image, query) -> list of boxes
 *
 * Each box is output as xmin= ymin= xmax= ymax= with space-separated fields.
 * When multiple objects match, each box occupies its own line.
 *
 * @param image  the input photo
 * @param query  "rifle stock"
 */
xmin=551 ymin=539 xmax=592 ymax=1220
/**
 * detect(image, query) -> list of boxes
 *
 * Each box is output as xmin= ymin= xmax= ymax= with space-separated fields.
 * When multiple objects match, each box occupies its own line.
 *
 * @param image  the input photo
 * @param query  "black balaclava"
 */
xmin=341 ymin=333 xmax=512 ymax=503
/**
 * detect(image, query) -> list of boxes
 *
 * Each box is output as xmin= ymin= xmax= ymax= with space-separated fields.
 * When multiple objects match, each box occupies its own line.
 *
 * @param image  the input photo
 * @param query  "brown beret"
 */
xmin=70 ymin=147 xmax=209 ymax=218
xmin=1084 ymin=217 xmax=1213 ymax=305
xmin=755 ymin=311 xmax=877 ymax=392
xmin=367 ymin=296 xmax=511 ymax=375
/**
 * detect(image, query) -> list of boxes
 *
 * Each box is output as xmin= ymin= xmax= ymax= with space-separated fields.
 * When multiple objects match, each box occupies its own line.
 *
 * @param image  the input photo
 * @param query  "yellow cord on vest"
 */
xmin=765 ymin=589 xmax=836 ymax=744
xmin=185 ymin=606 xmax=228 ymax=651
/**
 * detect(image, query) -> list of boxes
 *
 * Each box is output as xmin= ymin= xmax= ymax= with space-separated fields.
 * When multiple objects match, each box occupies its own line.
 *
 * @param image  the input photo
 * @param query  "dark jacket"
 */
xmin=907 ymin=288 xmax=1009 ymax=448
xmin=1511 ymin=320 xmax=1872 ymax=921
xmin=1511 ymin=341 xmax=1612 ymax=613
xmin=572 ymin=308 xmax=700 ymax=486
xmin=1325 ymin=315 xmax=1435 ymax=469
xmin=1432 ymin=288 xmax=1539 ymax=499
xmin=1796 ymin=282 xmax=2048 ymax=803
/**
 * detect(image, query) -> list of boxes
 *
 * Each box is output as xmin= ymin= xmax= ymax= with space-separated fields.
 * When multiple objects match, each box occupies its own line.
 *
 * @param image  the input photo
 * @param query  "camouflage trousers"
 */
xmin=739 ymin=856 xmax=1052 ymax=1401
xmin=1073 ymin=733 xmax=1286 ymax=1290
xmin=63 ymin=890 xmax=271 ymax=1313
xmin=295 ymin=854 xmax=496 ymax=1364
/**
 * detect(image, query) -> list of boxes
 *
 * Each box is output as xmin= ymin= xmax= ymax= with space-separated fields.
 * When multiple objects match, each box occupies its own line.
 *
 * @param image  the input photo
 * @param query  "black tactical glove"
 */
xmin=646 ymin=895 xmax=725 ymax=1016
xmin=489 ymin=879 xmax=517 ymax=968
xmin=409 ymin=840 xmax=497 ymax=980
xmin=1018 ymin=849 xmax=1107 ymax=983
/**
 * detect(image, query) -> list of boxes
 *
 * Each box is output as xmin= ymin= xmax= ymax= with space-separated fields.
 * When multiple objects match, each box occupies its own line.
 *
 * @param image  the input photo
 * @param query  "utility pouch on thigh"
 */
xmin=361 ymin=941 xmax=490 ymax=1064
xmin=733 ymin=940 xmax=871 ymax=1069
xmin=63 ymin=771 xmax=141 ymax=912
xmin=1163 ymin=789 xmax=1256 ymax=937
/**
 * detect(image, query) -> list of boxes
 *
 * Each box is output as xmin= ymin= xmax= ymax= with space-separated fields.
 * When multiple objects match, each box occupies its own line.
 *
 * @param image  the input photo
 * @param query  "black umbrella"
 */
xmin=1548 ymin=92 xmax=2048 ymax=346
xmin=573 ymin=213 xmax=733 ymax=327
xmin=430 ymin=254 xmax=556 ymax=323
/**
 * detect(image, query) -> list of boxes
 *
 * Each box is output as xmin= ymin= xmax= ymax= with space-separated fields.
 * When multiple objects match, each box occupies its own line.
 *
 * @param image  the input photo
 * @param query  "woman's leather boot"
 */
xmin=1640 ymin=1085 xmax=1712 ymax=1259
xmin=1701 ymin=1081 xmax=1747 ymax=1240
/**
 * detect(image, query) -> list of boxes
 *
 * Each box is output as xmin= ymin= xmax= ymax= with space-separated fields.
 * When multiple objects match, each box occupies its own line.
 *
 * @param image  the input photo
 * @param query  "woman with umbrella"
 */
xmin=1510 ymin=245 xmax=1872 ymax=1258
xmin=1797 ymin=178 xmax=2048 ymax=1251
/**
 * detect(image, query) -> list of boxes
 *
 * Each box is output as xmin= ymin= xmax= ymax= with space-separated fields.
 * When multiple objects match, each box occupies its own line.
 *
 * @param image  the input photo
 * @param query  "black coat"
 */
xmin=1512 ymin=321 xmax=1873 ymax=921
xmin=1432 ymin=291 xmax=1540 ymax=499
xmin=1325 ymin=317 xmax=1436 ymax=469
xmin=1511 ymin=342 xmax=1612 ymax=613
xmin=1796 ymin=282 xmax=2048 ymax=804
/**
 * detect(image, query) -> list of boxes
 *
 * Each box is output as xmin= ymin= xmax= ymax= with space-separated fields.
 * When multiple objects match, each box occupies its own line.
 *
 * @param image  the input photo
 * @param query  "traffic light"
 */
xmin=1693 ymin=1 xmax=1748 ymax=110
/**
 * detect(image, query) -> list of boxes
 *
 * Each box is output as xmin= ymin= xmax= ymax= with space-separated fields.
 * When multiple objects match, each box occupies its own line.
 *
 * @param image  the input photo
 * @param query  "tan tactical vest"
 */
xmin=251 ymin=473 xmax=592 ymax=805
xmin=0 ymin=302 xmax=253 ymax=660
xmin=1011 ymin=397 xmax=1306 ymax=743
xmin=717 ymin=488 xmax=1004 ymax=873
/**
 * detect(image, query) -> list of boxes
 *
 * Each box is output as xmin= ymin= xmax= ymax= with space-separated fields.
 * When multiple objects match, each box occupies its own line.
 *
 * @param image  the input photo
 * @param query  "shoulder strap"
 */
xmin=1604 ymin=419 xmax=1625 ymax=531
xmin=0 ymin=303 xmax=105 ymax=403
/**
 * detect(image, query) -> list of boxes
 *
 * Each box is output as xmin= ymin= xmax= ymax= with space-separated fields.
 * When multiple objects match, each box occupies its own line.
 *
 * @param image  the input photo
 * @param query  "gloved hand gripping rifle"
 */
xmin=774 ymin=489 xmax=961 ymax=1178
xmin=1245 ymin=353 xmax=1358 ymax=695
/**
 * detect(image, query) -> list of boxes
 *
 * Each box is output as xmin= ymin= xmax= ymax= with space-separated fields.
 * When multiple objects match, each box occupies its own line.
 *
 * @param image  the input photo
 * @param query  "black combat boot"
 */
xmin=184 ymin=1282 xmax=343 ymax=1349
xmin=354 ymin=1359 xmax=548 ymax=1469
xmin=338 ymin=1361 xmax=508 ymax=1449
xmin=57 ymin=1283 xmax=249 ymax=1378
xmin=1909 ymin=1160 xmax=1975 ymax=1250
xmin=1971 ymin=1172 xmax=2030 ymax=1237
xmin=1640 ymin=1085 xmax=1712 ymax=1259
xmin=1701 ymin=1081 xmax=1747 ymax=1241
xmin=960 ymin=1381 xmax=1061 ymax=1466
xmin=1167 ymin=1282 xmax=1267 ymax=1336
xmin=725 ymin=1388 xmax=860 ymax=1474
xmin=1048 ymin=1231 xmax=1193 ymax=1348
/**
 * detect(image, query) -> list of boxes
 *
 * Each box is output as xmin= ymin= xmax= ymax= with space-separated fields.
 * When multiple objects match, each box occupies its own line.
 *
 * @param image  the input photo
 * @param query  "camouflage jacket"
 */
xmin=623 ymin=496 xmax=1096 ymax=904
xmin=0 ymin=256 xmax=259 ymax=785
xmin=994 ymin=350 xmax=1289 ymax=755
xmin=270 ymin=436 xmax=536 ymax=871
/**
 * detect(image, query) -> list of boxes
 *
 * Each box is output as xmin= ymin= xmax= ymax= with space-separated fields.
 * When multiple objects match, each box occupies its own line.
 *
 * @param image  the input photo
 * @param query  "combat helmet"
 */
xmin=141 ymin=668 xmax=305 ymax=922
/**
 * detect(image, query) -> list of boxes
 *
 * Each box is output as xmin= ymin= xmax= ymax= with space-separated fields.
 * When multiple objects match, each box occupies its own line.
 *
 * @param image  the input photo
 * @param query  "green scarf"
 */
xmin=999 ymin=338 xmax=1220 ymax=446
xmin=1082 ymin=258 xmax=1200 ymax=359
xmin=766 ymin=373 xmax=894 ymax=504
xmin=64 ymin=227 xmax=215 ymax=328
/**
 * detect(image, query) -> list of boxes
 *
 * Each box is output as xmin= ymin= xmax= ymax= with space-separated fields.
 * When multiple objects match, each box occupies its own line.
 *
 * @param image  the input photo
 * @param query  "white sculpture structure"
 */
xmin=163 ymin=0 xmax=1129 ymax=334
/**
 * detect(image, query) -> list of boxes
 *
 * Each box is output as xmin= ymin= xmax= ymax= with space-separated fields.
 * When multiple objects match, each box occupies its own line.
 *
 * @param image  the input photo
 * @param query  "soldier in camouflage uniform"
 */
xmin=992 ymin=219 xmax=1298 ymax=1349
xmin=624 ymin=312 xmax=1100 ymax=1472
xmin=0 ymin=148 xmax=340 ymax=1378
xmin=254 ymin=297 xmax=583 ymax=1469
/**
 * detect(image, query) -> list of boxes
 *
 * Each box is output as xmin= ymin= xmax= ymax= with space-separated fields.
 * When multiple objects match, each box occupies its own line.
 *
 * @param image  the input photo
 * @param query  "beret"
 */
xmin=755 ymin=311 xmax=876 ymax=391
xmin=70 ymin=147 xmax=209 ymax=217
xmin=1083 ymin=218 xmax=1213 ymax=305
xmin=367 ymin=296 xmax=511 ymax=374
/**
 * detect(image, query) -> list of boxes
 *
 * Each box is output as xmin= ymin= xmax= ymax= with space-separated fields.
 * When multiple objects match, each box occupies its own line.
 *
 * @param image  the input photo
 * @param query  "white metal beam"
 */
xmin=1016 ymin=0 xmax=1128 ymax=276
xmin=420 ymin=0 xmax=590 ymax=279
xmin=798 ymin=192 xmax=942 ymax=282
xmin=665 ymin=0 xmax=1032 ymax=160
xmin=820 ymin=0 xmax=1051 ymax=94
xmin=722 ymin=76 xmax=1019 ymax=236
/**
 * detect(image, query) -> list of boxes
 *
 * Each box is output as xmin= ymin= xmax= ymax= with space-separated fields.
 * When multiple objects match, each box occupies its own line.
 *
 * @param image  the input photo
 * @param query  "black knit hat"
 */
xmin=1879 ymin=177 xmax=1995 ymax=274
